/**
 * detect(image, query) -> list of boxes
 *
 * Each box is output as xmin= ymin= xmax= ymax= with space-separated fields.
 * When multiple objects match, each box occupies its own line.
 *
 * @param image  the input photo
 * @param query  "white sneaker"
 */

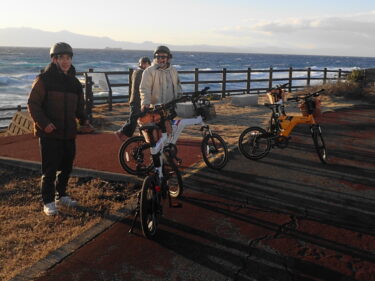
xmin=56 ymin=196 xmax=78 ymax=208
xmin=43 ymin=202 xmax=58 ymax=216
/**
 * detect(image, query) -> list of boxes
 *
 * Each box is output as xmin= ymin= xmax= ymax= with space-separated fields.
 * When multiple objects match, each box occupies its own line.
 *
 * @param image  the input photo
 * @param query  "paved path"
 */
xmin=2 ymin=105 xmax=375 ymax=281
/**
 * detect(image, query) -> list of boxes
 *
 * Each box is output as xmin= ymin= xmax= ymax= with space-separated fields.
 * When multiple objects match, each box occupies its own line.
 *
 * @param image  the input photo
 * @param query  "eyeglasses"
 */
xmin=155 ymin=55 xmax=168 ymax=60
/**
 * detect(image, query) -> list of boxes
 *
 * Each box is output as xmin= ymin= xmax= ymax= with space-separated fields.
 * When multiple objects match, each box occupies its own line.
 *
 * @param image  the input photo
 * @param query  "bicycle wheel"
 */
xmin=140 ymin=175 xmax=159 ymax=239
xmin=311 ymin=125 xmax=327 ymax=164
xmin=163 ymin=156 xmax=183 ymax=198
xmin=118 ymin=136 xmax=153 ymax=175
xmin=201 ymin=133 xmax=228 ymax=170
xmin=238 ymin=126 xmax=271 ymax=160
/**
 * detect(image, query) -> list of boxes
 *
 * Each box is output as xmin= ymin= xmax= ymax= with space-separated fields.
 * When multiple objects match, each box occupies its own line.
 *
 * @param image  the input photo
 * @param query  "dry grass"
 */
xmin=299 ymin=81 xmax=375 ymax=104
xmin=0 ymin=163 xmax=140 ymax=281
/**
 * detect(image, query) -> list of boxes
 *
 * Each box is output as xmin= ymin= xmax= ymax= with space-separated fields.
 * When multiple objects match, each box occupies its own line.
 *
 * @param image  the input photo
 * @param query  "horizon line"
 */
xmin=0 ymin=45 xmax=374 ymax=59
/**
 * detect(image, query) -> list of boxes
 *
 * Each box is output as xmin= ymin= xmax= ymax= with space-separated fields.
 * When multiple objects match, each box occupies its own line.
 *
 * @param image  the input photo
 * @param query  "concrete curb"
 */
xmin=0 ymin=156 xmax=142 ymax=184
xmin=10 ymin=208 xmax=133 ymax=281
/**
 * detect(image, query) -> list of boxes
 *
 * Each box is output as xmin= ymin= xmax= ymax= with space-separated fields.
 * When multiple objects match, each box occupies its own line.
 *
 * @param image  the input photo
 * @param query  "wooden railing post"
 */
xmin=268 ymin=67 xmax=273 ymax=90
xmin=85 ymin=68 xmax=94 ymax=122
xmin=307 ymin=67 xmax=311 ymax=87
xmin=128 ymin=68 xmax=134 ymax=101
xmin=194 ymin=68 xmax=199 ymax=93
xmin=338 ymin=69 xmax=342 ymax=82
xmin=323 ymin=68 xmax=327 ymax=84
xmin=247 ymin=67 xmax=251 ymax=94
xmin=222 ymin=68 xmax=227 ymax=98
xmin=288 ymin=67 xmax=293 ymax=92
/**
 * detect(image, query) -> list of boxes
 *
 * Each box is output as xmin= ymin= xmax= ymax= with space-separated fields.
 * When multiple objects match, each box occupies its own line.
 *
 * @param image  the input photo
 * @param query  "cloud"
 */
xmin=215 ymin=12 xmax=375 ymax=52
xmin=255 ymin=16 xmax=375 ymax=35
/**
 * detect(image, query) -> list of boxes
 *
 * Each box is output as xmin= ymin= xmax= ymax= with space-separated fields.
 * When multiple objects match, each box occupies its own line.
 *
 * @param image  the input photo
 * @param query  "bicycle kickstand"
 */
xmin=129 ymin=210 xmax=139 ymax=234
xmin=129 ymin=192 xmax=141 ymax=234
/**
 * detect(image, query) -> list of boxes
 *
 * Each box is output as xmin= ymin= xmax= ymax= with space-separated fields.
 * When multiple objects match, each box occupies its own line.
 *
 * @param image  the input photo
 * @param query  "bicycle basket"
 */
xmin=196 ymin=99 xmax=216 ymax=121
xmin=299 ymin=98 xmax=321 ymax=117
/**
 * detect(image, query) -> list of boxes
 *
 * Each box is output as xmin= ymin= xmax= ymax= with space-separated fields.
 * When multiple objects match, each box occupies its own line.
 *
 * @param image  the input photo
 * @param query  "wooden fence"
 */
xmin=0 ymin=67 xmax=349 ymax=129
xmin=81 ymin=67 xmax=349 ymax=110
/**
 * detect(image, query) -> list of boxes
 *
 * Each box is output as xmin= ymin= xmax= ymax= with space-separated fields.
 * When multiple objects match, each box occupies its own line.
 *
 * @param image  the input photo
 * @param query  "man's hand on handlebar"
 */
xmin=141 ymin=104 xmax=150 ymax=112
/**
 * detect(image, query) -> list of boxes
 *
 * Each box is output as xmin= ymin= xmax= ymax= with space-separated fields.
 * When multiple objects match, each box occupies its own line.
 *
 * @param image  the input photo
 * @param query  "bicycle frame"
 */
xmin=169 ymin=115 xmax=208 ymax=144
xmin=238 ymin=89 xmax=327 ymax=163
xmin=147 ymin=130 xmax=169 ymax=180
xmin=271 ymin=107 xmax=316 ymax=137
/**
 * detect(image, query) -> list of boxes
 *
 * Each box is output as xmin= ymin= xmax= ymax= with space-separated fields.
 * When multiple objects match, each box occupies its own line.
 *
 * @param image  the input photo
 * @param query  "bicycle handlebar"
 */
xmin=192 ymin=86 xmax=210 ymax=102
xmin=287 ymin=89 xmax=324 ymax=102
xmin=134 ymin=87 xmax=211 ymax=119
xmin=270 ymin=82 xmax=289 ymax=91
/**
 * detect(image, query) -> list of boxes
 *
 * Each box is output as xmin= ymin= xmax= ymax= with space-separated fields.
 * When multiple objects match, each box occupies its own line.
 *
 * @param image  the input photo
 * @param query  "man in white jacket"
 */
xmin=139 ymin=46 xmax=183 ymax=143
xmin=140 ymin=45 xmax=183 ymax=111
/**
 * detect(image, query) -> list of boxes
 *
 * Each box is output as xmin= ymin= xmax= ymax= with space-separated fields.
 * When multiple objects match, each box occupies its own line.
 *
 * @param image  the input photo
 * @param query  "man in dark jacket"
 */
xmin=28 ymin=42 xmax=93 ymax=216
xmin=114 ymin=56 xmax=151 ymax=141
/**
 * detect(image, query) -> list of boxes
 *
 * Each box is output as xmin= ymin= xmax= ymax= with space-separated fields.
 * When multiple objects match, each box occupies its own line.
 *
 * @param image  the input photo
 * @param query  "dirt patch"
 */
xmin=0 ymin=163 xmax=140 ymax=281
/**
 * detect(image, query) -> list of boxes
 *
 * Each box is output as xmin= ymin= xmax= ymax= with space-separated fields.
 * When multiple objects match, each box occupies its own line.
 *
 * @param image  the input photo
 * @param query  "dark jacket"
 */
xmin=27 ymin=63 xmax=87 ymax=139
xmin=129 ymin=68 xmax=144 ymax=108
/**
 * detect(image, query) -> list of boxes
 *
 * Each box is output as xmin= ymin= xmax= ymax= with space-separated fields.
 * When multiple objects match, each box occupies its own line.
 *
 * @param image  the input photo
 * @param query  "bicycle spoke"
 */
xmin=201 ymin=133 xmax=228 ymax=170
xmin=119 ymin=136 xmax=153 ymax=175
xmin=238 ymin=127 xmax=271 ymax=160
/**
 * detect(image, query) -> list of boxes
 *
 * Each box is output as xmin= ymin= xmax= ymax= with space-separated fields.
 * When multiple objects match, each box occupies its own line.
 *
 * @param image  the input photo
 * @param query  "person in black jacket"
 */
xmin=114 ymin=56 xmax=151 ymax=141
xmin=28 ymin=42 xmax=93 ymax=216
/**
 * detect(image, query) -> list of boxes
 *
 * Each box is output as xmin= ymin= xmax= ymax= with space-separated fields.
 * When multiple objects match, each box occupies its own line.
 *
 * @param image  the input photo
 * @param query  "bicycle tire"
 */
xmin=118 ymin=136 xmax=153 ymax=175
xmin=201 ymin=133 xmax=229 ymax=170
xmin=311 ymin=125 xmax=327 ymax=164
xmin=140 ymin=175 xmax=159 ymax=239
xmin=163 ymin=156 xmax=183 ymax=198
xmin=238 ymin=126 xmax=271 ymax=160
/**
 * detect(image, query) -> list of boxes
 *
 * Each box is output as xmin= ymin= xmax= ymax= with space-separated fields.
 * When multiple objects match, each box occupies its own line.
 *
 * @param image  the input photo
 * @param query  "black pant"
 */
xmin=39 ymin=137 xmax=76 ymax=204
xmin=120 ymin=104 xmax=140 ymax=137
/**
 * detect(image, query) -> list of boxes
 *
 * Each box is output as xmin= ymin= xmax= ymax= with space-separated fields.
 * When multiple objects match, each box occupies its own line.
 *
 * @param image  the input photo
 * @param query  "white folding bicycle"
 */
xmin=118 ymin=87 xmax=229 ymax=175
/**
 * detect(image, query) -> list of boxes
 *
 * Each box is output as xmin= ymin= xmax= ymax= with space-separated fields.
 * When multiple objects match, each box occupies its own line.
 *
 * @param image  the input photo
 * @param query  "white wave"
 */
xmin=12 ymin=73 xmax=37 ymax=80
xmin=94 ymin=91 xmax=125 ymax=97
xmin=11 ymin=61 xmax=29 ymax=65
xmin=0 ymin=75 xmax=30 ymax=86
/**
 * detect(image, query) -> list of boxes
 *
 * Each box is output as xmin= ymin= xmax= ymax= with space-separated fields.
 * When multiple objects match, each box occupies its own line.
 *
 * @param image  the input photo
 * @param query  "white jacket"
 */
xmin=140 ymin=64 xmax=183 ymax=106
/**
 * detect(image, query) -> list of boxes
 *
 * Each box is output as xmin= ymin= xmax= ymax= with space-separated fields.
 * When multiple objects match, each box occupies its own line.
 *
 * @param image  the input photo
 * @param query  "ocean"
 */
xmin=1 ymin=46 xmax=375 ymax=127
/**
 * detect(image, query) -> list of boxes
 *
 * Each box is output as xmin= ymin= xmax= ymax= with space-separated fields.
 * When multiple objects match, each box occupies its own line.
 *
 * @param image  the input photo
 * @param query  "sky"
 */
xmin=2 ymin=0 xmax=375 ymax=55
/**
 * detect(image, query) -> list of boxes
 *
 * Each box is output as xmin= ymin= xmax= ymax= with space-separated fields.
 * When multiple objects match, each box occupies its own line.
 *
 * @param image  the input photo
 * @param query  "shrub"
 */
xmin=346 ymin=69 xmax=365 ymax=83
xmin=295 ymin=81 xmax=375 ymax=103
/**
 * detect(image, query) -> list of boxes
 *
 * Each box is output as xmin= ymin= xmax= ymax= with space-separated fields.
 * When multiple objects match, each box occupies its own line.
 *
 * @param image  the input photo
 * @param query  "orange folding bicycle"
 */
xmin=238 ymin=89 xmax=327 ymax=163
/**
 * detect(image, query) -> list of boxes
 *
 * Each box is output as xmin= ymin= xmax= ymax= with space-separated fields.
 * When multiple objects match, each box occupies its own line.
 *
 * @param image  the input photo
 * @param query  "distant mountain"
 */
xmin=0 ymin=27 xmax=357 ymax=56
